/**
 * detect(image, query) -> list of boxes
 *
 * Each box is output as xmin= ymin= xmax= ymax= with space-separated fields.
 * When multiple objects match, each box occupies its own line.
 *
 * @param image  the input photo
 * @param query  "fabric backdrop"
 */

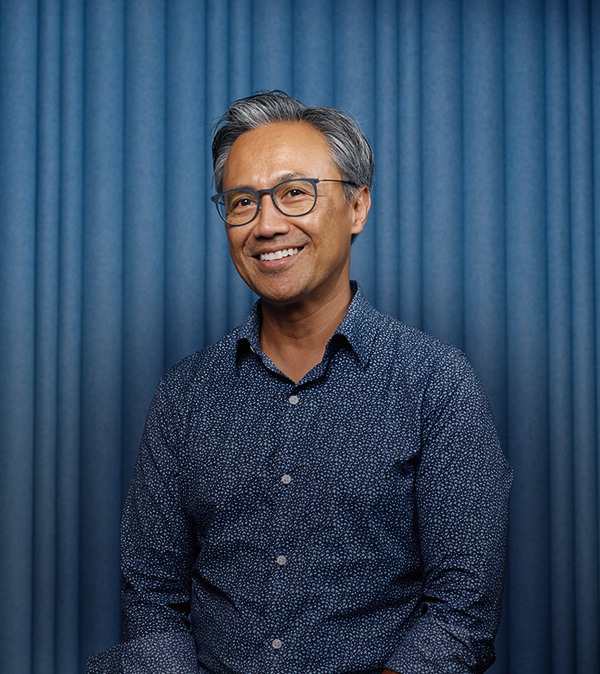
xmin=1 ymin=0 xmax=598 ymax=672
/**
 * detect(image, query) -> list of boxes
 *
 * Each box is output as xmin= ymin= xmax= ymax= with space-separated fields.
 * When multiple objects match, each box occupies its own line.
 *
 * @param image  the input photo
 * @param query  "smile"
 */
xmin=258 ymin=248 xmax=299 ymax=262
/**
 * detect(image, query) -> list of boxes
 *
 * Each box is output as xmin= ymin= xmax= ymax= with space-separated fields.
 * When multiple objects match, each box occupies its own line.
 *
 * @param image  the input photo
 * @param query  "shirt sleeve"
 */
xmin=86 ymin=631 xmax=202 ymax=674
xmin=87 ymin=374 xmax=201 ymax=673
xmin=385 ymin=352 xmax=513 ymax=674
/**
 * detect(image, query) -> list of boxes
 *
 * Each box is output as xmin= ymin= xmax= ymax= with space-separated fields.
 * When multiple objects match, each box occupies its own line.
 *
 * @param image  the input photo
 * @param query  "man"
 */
xmin=88 ymin=91 xmax=512 ymax=674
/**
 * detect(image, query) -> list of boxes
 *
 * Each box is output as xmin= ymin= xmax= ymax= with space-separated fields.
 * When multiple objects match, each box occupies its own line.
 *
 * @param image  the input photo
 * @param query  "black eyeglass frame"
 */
xmin=210 ymin=177 xmax=357 ymax=226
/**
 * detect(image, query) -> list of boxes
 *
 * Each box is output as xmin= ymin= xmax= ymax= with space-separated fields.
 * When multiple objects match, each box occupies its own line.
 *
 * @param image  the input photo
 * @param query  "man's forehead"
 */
xmin=222 ymin=121 xmax=335 ymax=187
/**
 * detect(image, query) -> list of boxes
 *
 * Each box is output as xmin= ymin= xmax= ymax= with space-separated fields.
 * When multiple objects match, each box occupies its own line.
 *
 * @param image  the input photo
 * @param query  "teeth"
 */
xmin=259 ymin=248 xmax=299 ymax=262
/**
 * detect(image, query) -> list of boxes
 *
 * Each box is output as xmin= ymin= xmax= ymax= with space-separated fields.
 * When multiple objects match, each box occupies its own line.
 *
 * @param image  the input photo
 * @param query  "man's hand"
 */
xmin=382 ymin=669 xmax=400 ymax=674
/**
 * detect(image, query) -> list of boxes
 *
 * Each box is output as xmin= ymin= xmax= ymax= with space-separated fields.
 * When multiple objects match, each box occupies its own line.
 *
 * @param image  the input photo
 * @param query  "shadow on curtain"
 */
xmin=0 ymin=1 xmax=598 ymax=673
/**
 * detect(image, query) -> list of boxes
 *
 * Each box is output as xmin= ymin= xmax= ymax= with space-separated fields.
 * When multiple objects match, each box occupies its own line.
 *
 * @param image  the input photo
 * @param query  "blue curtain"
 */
xmin=1 ymin=0 xmax=598 ymax=672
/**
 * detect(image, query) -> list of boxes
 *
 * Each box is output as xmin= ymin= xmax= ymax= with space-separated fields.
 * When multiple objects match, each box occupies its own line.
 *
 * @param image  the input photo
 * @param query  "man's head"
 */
xmin=212 ymin=91 xmax=374 ymax=202
xmin=211 ymin=92 xmax=373 ymax=308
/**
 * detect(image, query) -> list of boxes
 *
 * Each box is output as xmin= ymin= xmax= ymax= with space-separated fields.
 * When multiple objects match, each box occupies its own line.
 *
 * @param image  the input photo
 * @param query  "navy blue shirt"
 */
xmin=88 ymin=283 xmax=512 ymax=674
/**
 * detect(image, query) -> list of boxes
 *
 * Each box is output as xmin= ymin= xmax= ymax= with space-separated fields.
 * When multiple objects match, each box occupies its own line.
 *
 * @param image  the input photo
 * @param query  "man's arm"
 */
xmin=384 ymin=352 xmax=512 ymax=673
xmin=120 ymin=390 xmax=195 ymax=641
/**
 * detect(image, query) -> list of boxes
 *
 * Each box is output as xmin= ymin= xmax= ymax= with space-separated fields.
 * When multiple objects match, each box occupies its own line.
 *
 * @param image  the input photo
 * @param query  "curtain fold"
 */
xmin=0 ymin=1 xmax=598 ymax=672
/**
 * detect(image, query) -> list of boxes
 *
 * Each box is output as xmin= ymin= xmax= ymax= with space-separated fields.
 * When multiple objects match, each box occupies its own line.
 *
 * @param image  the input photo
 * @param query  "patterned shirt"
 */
xmin=87 ymin=283 xmax=512 ymax=674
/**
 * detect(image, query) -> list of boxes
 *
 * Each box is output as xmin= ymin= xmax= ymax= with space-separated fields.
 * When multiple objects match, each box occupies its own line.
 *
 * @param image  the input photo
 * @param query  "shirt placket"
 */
xmin=265 ymin=381 xmax=305 ymax=669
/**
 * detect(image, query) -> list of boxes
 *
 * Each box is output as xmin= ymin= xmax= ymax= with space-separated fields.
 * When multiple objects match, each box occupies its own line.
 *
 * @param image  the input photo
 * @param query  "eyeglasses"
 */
xmin=210 ymin=177 xmax=356 ymax=226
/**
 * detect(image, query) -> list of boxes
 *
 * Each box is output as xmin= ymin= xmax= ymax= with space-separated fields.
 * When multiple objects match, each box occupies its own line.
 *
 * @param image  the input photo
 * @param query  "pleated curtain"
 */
xmin=0 ymin=1 xmax=598 ymax=673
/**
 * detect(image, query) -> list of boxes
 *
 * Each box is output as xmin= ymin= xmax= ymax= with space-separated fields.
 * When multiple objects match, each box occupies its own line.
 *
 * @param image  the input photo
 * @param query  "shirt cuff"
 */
xmin=385 ymin=616 xmax=495 ymax=674
xmin=86 ymin=630 xmax=203 ymax=674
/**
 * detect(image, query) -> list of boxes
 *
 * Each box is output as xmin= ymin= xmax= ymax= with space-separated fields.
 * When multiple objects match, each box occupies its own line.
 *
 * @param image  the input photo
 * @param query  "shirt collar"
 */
xmin=236 ymin=281 xmax=379 ymax=369
xmin=330 ymin=281 xmax=378 ymax=368
xmin=236 ymin=302 xmax=262 ymax=357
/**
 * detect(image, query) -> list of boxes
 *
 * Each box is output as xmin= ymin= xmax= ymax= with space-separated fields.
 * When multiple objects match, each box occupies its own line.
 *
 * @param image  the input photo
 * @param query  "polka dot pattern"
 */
xmin=87 ymin=283 xmax=512 ymax=674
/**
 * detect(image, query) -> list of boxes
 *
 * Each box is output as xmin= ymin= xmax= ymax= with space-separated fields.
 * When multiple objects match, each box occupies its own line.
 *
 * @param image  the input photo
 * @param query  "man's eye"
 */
xmin=229 ymin=194 xmax=256 ymax=211
xmin=281 ymin=186 xmax=310 ymax=200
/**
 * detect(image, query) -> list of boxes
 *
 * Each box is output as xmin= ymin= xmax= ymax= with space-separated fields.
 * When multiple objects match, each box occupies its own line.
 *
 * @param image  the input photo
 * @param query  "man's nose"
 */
xmin=252 ymin=193 xmax=290 ymax=237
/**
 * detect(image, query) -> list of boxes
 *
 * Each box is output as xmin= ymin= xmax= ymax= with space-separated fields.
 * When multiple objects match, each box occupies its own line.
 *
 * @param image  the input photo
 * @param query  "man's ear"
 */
xmin=350 ymin=186 xmax=371 ymax=236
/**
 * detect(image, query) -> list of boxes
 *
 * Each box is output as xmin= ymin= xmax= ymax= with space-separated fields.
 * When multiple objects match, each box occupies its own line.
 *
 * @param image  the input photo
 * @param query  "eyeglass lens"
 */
xmin=219 ymin=179 xmax=317 ymax=225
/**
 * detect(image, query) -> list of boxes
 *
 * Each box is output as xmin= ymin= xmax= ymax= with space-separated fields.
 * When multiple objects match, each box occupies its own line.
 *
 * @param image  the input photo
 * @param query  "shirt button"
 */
xmin=276 ymin=555 xmax=287 ymax=566
xmin=281 ymin=474 xmax=292 ymax=485
xmin=272 ymin=638 xmax=282 ymax=649
xmin=289 ymin=395 xmax=299 ymax=405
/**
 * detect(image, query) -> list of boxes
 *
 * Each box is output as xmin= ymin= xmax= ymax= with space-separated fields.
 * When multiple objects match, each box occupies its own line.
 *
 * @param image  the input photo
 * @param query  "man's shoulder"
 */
xmin=370 ymin=308 xmax=468 ymax=371
xmin=366 ymin=310 xmax=486 ymax=407
xmin=156 ymin=327 xmax=242 ymax=395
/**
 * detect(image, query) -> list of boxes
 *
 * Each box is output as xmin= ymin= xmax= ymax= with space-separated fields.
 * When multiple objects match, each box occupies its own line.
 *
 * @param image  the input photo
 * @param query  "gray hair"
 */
xmin=212 ymin=91 xmax=374 ymax=200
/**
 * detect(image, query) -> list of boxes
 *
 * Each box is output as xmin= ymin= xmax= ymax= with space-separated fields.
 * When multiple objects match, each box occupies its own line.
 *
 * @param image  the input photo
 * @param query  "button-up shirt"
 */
xmin=87 ymin=283 xmax=512 ymax=674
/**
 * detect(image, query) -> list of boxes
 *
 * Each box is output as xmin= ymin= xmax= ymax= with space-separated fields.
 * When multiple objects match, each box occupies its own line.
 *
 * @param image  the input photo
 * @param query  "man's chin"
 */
xmin=258 ymin=290 xmax=305 ymax=307
xmin=253 ymin=281 xmax=312 ymax=309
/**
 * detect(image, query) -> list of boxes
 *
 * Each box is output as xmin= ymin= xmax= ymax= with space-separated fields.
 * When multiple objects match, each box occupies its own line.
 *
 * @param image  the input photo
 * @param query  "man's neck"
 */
xmin=259 ymin=284 xmax=353 ymax=384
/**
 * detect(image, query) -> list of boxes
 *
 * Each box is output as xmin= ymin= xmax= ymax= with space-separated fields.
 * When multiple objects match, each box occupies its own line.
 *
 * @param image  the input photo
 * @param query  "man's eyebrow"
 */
xmin=278 ymin=171 xmax=305 ymax=182
xmin=226 ymin=172 xmax=307 ymax=191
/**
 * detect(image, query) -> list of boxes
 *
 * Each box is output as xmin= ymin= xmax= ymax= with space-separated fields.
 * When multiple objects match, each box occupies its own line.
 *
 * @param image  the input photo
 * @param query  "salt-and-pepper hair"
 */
xmin=212 ymin=91 xmax=374 ymax=201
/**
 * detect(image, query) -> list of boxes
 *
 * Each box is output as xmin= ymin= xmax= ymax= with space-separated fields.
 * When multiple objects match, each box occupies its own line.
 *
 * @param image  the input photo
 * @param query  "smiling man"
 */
xmin=88 ymin=92 xmax=512 ymax=674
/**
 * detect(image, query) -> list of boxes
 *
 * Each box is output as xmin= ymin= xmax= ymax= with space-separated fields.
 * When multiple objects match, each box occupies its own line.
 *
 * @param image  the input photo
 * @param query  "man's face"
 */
xmin=222 ymin=121 xmax=370 ymax=308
